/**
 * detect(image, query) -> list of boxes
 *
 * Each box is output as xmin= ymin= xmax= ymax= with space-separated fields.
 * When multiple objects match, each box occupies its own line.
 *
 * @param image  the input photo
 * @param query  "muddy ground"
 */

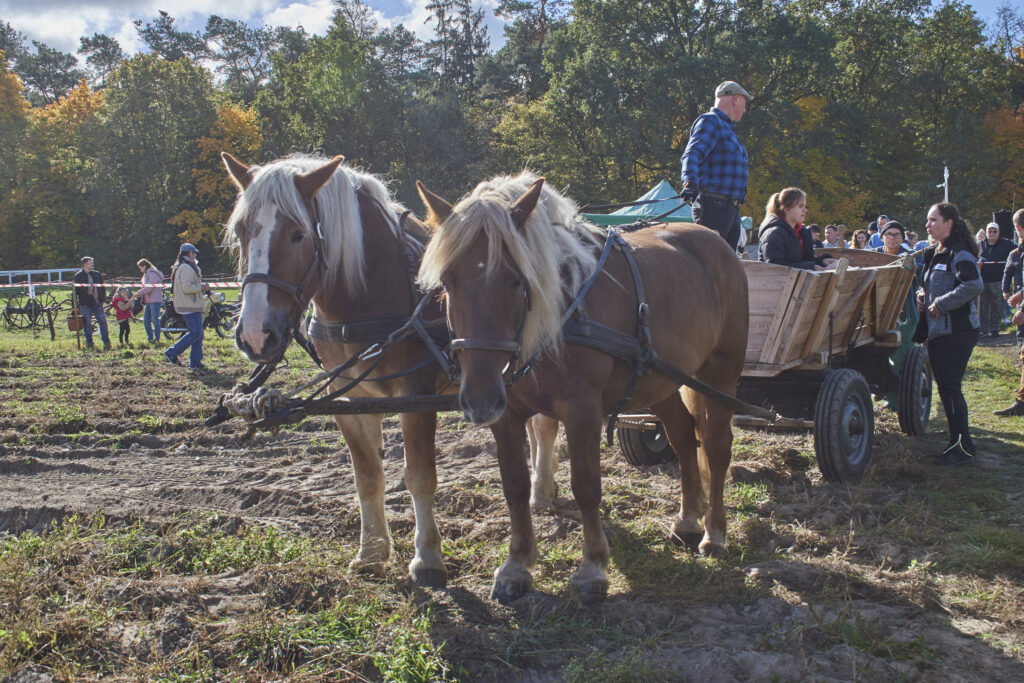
xmin=1 ymin=338 xmax=1023 ymax=681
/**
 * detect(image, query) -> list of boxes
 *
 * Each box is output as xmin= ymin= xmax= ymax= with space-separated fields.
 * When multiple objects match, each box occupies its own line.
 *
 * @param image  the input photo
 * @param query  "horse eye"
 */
xmin=290 ymin=230 xmax=303 ymax=244
xmin=510 ymin=277 xmax=522 ymax=289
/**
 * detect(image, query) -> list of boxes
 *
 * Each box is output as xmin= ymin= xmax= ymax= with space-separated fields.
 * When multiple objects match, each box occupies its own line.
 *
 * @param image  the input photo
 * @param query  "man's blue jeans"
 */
xmin=167 ymin=312 xmax=204 ymax=368
xmin=79 ymin=304 xmax=110 ymax=347
xmin=143 ymin=301 xmax=162 ymax=341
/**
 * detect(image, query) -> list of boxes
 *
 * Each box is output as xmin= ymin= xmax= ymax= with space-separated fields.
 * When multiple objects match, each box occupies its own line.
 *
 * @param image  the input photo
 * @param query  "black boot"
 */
xmin=993 ymin=399 xmax=1024 ymax=417
xmin=931 ymin=437 xmax=975 ymax=466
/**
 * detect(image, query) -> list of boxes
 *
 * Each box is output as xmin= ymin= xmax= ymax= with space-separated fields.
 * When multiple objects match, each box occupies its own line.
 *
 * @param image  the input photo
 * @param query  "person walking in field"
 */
xmin=164 ymin=244 xmax=209 ymax=372
xmin=680 ymin=80 xmax=753 ymax=251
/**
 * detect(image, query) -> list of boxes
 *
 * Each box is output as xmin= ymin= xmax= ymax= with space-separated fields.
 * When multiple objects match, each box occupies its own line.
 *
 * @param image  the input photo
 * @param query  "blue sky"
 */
xmin=0 ymin=0 xmax=1013 ymax=59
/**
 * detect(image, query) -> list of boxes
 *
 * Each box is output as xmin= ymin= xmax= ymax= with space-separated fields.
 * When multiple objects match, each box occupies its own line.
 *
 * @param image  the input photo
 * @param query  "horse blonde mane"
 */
xmin=418 ymin=171 xmax=603 ymax=358
xmin=222 ymin=153 xmax=403 ymax=293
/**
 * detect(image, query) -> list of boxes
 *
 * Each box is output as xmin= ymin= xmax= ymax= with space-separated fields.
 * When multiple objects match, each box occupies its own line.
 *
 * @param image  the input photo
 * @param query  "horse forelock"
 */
xmin=222 ymin=153 xmax=404 ymax=293
xmin=419 ymin=172 xmax=601 ymax=359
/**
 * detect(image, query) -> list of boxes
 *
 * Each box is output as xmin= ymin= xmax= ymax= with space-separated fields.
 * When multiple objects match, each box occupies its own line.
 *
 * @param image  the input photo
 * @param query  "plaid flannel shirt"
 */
xmin=680 ymin=107 xmax=748 ymax=203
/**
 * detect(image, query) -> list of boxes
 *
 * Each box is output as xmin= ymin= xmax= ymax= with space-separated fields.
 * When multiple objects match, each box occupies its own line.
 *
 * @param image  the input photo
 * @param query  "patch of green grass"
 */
xmin=235 ymin=600 xmax=452 ymax=680
xmin=730 ymin=480 xmax=772 ymax=514
xmin=562 ymin=646 xmax=672 ymax=683
xmin=138 ymin=414 xmax=164 ymax=431
xmin=103 ymin=516 xmax=316 ymax=577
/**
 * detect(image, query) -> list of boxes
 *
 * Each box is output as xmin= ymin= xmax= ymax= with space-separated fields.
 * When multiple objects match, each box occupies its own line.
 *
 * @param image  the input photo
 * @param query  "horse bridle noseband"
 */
xmin=448 ymin=284 xmax=531 ymax=362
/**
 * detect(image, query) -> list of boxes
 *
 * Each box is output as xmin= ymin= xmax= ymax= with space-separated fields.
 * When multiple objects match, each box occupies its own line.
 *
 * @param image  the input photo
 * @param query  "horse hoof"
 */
xmin=531 ymin=496 xmax=556 ymax=513
xmin=349 ymin=558 xmax=387 ymax=577
xmin=699 ymin=540 xmax=727 ymax=558
xmin=409 ymin=566 xmax=448 ymax=590
xmin=572 ymin=580 xmax=609 ymax=604
xmin=491 ymin=576 xmax=532 ymax=604
xmin=669 ymin=528 xmax=703 ymax=550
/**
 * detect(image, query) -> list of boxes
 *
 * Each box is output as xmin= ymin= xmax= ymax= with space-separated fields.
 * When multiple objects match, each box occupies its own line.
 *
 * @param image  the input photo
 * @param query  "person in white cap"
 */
xmin=164 ymin=243 xmax=210 ymax=371
xmin=680 ymin=80 xmax=753 ymax=251
xmin=978 ymin=221 xmax=1013 ymax=337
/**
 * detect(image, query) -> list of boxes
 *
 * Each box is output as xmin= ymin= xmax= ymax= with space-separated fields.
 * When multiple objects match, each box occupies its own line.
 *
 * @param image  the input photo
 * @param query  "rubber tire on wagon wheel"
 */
xmin=897 ymin=345 xmax=932 ymax=436
xmin=618 ymin=423 xmax=676 ymax=467
xmin=814 ymin=369 xmax=874 ymax=482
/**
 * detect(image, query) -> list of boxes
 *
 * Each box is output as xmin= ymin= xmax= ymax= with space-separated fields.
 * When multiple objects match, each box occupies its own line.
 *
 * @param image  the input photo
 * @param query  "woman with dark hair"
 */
xmin=915 ymin=202 xmax=983 ymax=465
xmin=757 ymin=187 xmax=835 ymax=270
xmin=131 ymin=257 xmax=165 ymax=343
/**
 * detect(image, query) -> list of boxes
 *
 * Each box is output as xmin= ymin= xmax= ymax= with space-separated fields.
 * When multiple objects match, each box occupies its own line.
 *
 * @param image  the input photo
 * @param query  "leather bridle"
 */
xmin=447 ymin=276 xmax=531 ymax=376
xmin=239 ymin=203 xmax=327 ymax=316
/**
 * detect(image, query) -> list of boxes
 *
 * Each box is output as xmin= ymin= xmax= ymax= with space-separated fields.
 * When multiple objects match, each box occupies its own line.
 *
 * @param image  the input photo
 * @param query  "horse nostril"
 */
xmin=263 ymin=328 xmax=279 ymax=352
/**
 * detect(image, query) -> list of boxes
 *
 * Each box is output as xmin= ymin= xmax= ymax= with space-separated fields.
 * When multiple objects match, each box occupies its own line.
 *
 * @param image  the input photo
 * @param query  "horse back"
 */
xmin=587 ymin=222 xmax=748 ymax=371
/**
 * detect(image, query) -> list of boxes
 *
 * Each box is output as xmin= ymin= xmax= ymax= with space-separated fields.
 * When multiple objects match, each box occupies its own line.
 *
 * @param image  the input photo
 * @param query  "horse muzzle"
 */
xmin=458 ymin=383 xmax=507 ymax=426
xmin=236 ymin=313 xmax=292 ymax=364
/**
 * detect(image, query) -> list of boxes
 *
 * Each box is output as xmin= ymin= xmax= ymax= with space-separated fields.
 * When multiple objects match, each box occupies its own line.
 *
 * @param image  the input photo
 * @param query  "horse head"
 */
xmin=417 ymin=177 xmax=552 ymax=425
xmin=222 ymin=152 xmax=345 ymax=364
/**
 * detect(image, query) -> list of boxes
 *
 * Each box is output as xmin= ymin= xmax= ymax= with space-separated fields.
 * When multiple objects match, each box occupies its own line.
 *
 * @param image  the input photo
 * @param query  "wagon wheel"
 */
xmin=2 ymin=293 xmax=41 ymax=330
xmin=813 ymin=369 xmax=874 ymax=482
xmin=618 ymin=424 xmax=676 ymax=467
xmin=897 ymin=345 xmax=932 ymax=436
xmin=33 ymin=291 xmax=58 ymax=323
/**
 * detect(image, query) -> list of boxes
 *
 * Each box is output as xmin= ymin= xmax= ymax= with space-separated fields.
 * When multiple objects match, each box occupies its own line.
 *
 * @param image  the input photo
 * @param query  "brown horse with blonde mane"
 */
xmin=220 ymin=153 xmax=560 ymax=588
xmin=418 ymin=172 xmax=748 ymax=603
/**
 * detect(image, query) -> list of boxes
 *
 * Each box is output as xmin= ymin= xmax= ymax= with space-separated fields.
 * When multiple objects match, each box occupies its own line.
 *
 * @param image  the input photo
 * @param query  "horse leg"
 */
xmin=696 ymin=393 xmax=735 ymax=557
xmin=651 ymin=391 xmax=704 ymax=550
xmin=566 ymin=409 xmax=610 ymax=603
xmin=400 ymin=411 xmax=446 ymax=588
xmin=334 ymin=413 xmax=391 ymax=575
xmin=490 ymin=413 xmax=537 ymax=604
xmin=527 ymin=414 xmax=559 ymax=511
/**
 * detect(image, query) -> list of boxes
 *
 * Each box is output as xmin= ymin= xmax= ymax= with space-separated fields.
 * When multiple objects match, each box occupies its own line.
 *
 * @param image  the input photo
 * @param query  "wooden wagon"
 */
xmin=616 ymin=248 xmax=931 ymax=481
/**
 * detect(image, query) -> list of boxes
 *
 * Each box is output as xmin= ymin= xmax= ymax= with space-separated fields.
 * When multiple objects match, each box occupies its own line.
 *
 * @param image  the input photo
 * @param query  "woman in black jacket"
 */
xmin=914 ymin=202 xmax=983 ymax=465
xmin=757 ymin=187 xmax=835 ymax=270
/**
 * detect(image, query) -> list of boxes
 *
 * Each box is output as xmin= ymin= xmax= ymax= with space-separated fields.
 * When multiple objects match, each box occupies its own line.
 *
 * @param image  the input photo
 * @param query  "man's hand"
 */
xmin=680 ymin=184 xmax=698 ymax=203
xmin=1009 ymin=290 xmax=1023 ymax=307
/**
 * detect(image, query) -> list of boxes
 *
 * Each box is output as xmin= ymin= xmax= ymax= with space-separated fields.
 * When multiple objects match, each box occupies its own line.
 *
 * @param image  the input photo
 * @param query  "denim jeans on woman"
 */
xmin=143 ymin=301 xmax=162 ymax=342
xmin=166 ymin=312 xmax=204 ymax=368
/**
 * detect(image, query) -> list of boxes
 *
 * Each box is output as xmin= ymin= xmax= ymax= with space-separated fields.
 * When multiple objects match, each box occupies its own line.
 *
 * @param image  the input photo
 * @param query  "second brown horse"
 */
xmin=418 ymin=172 xmax=748 ymax=603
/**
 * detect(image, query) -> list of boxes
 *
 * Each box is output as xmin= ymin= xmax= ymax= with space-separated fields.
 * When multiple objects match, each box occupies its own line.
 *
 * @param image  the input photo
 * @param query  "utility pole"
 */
xmin=936 ymin=166 xmax=949 ymax=202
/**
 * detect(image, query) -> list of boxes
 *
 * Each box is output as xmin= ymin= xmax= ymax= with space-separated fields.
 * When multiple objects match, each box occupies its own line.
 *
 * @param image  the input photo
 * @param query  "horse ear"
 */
xmin=222 ymin=152 xmax=253 ymax=190
xmin=416 ymin=180 xmax=453 ymax=226
xmin=295 ymin=155 xmax=345 ymax=201
xmin=510 ymin=177 xmax=545 ymax=230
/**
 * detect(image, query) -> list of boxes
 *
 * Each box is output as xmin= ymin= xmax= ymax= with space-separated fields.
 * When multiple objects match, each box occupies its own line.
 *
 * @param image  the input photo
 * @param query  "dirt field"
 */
xmin=2 ymin=333 xmax=1023 ymax=681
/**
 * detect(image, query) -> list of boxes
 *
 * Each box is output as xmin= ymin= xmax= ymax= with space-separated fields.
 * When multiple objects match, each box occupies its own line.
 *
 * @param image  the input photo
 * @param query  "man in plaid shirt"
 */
xmin=680 ymin=81 xmax=753 ymax=251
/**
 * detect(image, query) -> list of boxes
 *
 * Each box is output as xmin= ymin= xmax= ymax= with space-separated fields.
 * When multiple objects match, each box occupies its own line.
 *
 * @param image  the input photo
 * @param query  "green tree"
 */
xmin=78 ymin=34 xmax=125 ymax=87
xmin=17 ymin=41 xmax=83 ymax=105
xmin=133 ymin=11 xmax=209 ymax=62
xmin=88 ymin=55 xmax=219 ymax=272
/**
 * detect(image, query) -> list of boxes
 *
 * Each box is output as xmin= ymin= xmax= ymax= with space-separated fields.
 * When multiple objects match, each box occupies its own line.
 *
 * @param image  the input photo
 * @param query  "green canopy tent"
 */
xmin=581 ymin=180 xmax=753 ymax=234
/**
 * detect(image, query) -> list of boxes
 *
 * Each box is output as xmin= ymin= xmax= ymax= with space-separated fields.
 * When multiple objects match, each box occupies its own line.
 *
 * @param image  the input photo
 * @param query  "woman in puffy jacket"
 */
xmin=757 ymin=187 xmax=835 ymax=271
xmin=914 ymin=202 xmax=983 ymax=466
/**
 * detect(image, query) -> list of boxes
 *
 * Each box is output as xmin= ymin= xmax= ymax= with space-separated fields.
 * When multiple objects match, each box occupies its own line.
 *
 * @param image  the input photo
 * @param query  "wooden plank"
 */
xmin=776 ymin=273 xmax=823 ymax=363
xmin=743 ymin=262 xmax=801 ymax=364
xmin=742 ymin=352 xmax=826 ymax=376
xmin=799 ymin=259 xmax=849 ymax=358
